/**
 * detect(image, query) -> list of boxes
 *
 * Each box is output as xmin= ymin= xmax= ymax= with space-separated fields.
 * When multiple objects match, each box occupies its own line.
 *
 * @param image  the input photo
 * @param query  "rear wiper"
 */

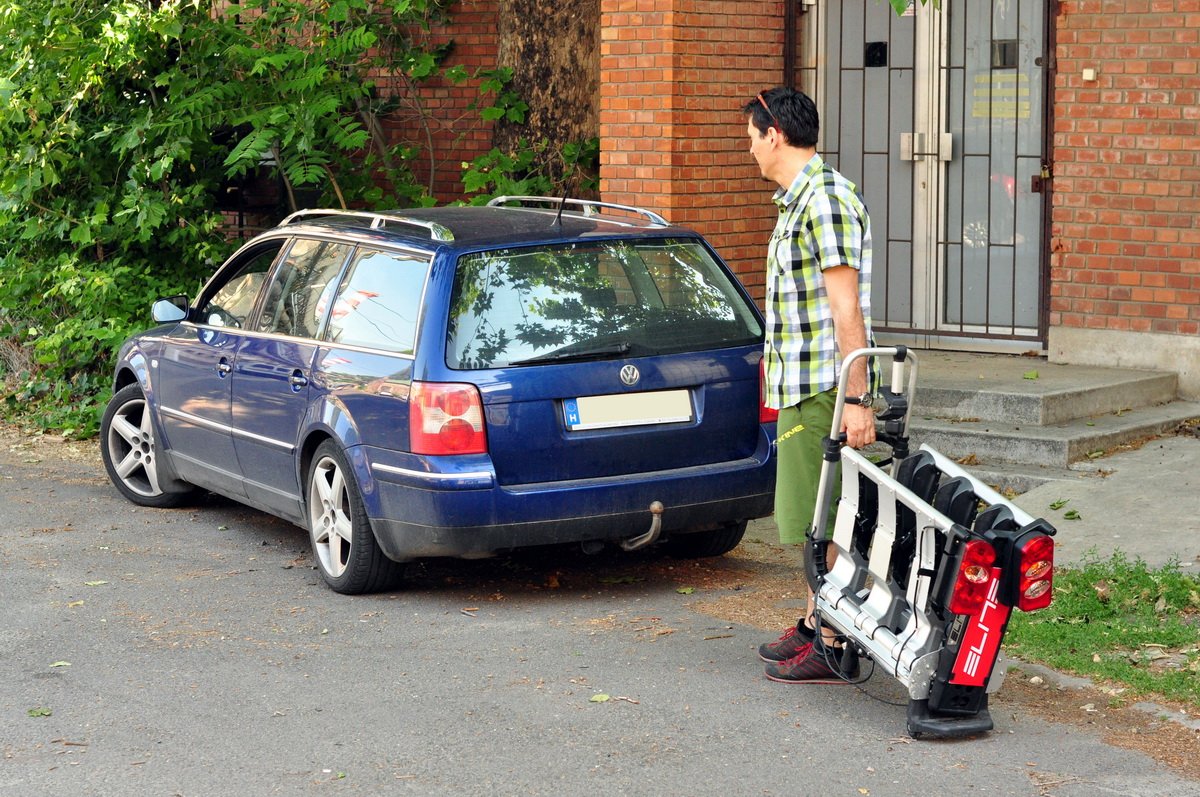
xmin=513 ymin=341 xmax=633 ymax=366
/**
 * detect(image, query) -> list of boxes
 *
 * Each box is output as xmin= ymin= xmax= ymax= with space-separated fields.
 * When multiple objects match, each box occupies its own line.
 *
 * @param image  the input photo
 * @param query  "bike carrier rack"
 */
xmin=804 ymin=347 xmax=1057 ymax=738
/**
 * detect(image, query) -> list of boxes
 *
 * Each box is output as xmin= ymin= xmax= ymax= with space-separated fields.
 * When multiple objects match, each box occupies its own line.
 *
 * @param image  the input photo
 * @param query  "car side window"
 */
xmin=322 ymin=249 xmax=430 ymax=355
xmin=198 ymin=242 xmax=285 ymax=328
xmin=257 ymin=238 xmax=354 ymax=339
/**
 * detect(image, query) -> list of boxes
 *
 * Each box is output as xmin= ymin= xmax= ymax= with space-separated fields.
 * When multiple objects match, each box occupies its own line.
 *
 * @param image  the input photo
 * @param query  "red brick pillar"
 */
xmin=598 ymin=1 xmax=787 ymax=302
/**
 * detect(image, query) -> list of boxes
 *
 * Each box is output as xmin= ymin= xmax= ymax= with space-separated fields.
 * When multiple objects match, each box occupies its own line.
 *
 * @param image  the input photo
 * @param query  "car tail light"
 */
xmin=948 ymin=539 xmax=996 ymax=615
xmin=1016 ymin=533 xmax=1054 ymax=611
xmin=410 ymin=382 xmax=487 ymax=455
xmin=759 ymin=359 xmax=778 ymax=424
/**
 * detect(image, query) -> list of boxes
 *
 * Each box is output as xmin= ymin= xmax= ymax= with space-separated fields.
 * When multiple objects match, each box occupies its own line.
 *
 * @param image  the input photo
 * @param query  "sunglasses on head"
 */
xmin=757 ymin=93 xmax=783 ymax=133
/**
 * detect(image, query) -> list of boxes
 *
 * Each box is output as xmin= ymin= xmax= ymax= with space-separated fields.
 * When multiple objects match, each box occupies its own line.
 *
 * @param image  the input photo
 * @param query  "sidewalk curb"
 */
xmin=1007 ymin=658 xmax=1200 ymax=732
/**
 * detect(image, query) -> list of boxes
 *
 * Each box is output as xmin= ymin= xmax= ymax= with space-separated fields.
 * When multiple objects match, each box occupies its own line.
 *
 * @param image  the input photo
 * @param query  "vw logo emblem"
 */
xmin=619 ymin=364 xmax=640 ymax=387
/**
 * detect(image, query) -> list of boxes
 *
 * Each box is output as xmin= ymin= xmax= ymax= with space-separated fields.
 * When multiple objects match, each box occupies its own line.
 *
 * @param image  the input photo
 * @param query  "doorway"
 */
xmin=795 ymin=0 xmax=1052 ymax=350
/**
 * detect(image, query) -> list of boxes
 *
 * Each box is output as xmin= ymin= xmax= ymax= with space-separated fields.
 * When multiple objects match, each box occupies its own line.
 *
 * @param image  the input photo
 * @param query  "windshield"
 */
xmin=445 ymin=238 xmax=763 ymax=370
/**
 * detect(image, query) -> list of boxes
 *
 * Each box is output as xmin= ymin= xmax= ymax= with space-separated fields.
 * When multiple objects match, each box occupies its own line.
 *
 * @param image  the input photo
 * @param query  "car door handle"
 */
xmin=217 ymin=358 xmax=232 ymax=377
xmin=289 ymin=370 xmax=309 ymax=391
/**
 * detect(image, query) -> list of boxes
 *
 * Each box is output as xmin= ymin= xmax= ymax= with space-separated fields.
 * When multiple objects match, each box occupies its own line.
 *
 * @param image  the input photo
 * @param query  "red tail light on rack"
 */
xmin=1016 ymin=533 xmax=1055 ymax=611
xmin=948 ymin=539 xmax=997 ymax=615
xmin=410 ymin=382 xmax=487 ymax=455
xmin=759 ymin=359 xmax=778 ymax=424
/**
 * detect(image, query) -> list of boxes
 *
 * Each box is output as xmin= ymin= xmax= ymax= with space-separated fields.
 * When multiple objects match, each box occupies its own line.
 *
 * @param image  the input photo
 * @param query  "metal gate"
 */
xmin=795 ymin=0 xmax=1051 ymax=350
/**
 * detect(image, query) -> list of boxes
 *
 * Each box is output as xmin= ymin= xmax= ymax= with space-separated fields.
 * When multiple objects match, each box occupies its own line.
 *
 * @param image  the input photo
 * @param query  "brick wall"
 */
xmin=1050 ymin=0 xmax=1200 ymax=337
xmin=598 ymin=1 xmax=785 ymax=302
xmin=376 ymin=0 xmax=500 ymax=203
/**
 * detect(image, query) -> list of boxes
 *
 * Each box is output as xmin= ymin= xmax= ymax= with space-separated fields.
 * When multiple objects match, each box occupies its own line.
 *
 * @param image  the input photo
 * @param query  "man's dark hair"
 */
xmin=743 ymin=87 xmax=820 ymax=148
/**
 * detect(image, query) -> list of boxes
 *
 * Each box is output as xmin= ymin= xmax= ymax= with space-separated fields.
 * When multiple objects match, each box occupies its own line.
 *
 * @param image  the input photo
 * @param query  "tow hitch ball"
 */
xmin=619 ymin=501 xmax=664 ymax=551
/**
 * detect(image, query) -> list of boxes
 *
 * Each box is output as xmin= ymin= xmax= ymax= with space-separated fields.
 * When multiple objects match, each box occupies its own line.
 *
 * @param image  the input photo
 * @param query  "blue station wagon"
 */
xmin=100 ymin=197 xmax=777 ymax=593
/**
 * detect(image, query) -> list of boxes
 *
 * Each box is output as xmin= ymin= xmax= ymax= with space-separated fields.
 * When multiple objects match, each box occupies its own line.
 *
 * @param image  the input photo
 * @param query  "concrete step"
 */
xmin=949 ymin=461 xmax=1084 ymax=495
xmin=908 ymin=399 xmax=1200 ymax=469
xmin=909 ymin=350 xmax=1179 ymax=425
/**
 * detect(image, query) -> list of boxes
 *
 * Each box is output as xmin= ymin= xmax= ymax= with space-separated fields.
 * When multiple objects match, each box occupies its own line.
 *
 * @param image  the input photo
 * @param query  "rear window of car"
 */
xmin=445 ymin=238 xmax=763 ymax=370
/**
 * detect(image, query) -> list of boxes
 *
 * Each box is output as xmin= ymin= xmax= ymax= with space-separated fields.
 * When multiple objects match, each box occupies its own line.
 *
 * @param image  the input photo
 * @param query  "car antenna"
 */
xmin=552 ymin=193 xmax=569 ymax=227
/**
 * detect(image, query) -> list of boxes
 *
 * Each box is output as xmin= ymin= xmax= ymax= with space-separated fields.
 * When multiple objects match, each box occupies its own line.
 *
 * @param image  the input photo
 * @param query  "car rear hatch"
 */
xmin=442 ymin=237 xmax=766 ymax=487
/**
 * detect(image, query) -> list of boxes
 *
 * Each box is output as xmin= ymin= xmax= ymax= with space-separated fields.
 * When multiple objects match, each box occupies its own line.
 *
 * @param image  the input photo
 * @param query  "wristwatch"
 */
xmin=854 ymin=392 xmax=874 ymax=409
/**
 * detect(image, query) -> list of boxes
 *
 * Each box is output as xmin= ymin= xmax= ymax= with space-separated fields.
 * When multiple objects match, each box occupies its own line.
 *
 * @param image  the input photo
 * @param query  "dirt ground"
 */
xmin=6 ymin=423 xmax=1199 ymax=783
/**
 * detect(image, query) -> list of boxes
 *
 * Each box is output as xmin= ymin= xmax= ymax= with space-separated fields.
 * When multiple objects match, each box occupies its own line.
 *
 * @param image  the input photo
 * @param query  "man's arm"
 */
xmin=824 ymin=264 xmax=875 ymax=449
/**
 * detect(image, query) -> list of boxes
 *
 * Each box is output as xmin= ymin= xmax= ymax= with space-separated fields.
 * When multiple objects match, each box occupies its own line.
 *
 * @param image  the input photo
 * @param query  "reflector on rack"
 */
xmin=1016 ymin=532 xmax=1055 ymax=612
xmin=948 ymin=538 xmax=997 ymax=615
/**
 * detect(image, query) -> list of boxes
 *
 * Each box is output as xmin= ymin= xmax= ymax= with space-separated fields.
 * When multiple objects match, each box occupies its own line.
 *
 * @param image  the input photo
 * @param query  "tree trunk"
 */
xmin=494 ymin=0 xmax=599 ymax=194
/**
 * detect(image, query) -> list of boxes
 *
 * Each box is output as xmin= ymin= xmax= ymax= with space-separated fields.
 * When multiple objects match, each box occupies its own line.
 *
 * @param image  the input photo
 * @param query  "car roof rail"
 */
xmin=487 ymin=196 xmax=669 ymax=227
xmin=279 ymin=209 xmax=454 ymax=242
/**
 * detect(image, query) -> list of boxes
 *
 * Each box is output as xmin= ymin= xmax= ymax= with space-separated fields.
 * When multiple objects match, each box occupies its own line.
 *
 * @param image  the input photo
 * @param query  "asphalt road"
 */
xmin=2 ymin=435 xmax=1197 ymax=797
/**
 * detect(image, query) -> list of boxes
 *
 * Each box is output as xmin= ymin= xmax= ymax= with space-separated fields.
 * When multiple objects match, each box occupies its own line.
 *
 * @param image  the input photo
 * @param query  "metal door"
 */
xmin=796 ymin=0 xmax=1050 ymax=349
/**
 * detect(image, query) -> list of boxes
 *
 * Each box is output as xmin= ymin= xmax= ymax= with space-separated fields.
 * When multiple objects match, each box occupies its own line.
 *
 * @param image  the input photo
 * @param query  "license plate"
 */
xmin=563 ymin=390 xmax=693 ymax=431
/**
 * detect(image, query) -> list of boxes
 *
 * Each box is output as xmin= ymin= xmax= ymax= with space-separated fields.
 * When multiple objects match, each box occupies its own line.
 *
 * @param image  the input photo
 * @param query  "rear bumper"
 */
xmin=355 ymin=434 xmax=776 ymax=561
xmin=369 ymin=492 xmax=773 ymax=560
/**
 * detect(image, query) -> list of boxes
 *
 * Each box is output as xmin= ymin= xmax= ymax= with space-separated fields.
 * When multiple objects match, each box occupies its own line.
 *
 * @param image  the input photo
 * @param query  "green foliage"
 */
xmin=461 ymin=135 xmax=600 ymax=205
xmin=887 ymin=0 xmax=939 ymax=15
xmin=460 ymin=68 xmax=598 ymax=203
xmin=0 ymin=0 xmax=471 ymax=435
xmin=1006 ymin=552 xmax=1200 ymax=706
xmin=0 ymin=1 xmax=597 ymax=435
xmin=474 ymin=67 xmax=528 ymax=123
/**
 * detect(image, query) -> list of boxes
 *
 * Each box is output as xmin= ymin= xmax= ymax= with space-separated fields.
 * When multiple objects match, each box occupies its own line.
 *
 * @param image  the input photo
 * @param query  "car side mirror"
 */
xmin=152 ymin=295 xmax=189 ymax=324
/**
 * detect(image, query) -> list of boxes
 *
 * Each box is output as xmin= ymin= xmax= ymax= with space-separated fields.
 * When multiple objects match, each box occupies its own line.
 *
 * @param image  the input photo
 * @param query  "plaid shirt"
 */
xmin=763 ymin=155 xmax=875 ymax=409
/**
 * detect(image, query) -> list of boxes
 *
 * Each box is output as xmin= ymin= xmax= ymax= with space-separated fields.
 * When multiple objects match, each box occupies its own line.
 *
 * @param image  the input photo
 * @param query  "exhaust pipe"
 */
xmin=618 ymin=501 xmax=664 ymax=551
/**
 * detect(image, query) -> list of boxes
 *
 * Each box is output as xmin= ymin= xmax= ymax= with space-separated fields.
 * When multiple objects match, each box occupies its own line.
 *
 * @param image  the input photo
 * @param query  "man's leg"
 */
xmin=762 ymin=390 xmax=861 ymax=682
xmin=759 ymin=391 xmax=839 ymax=660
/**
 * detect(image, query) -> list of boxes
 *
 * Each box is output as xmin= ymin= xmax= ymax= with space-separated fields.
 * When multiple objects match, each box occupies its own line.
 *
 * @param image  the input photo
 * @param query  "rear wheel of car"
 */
xmin=666 ymin=520 xmax=748 ymax=559
xmin=306 ymin=440 xmax=402 ymax=594
xmin=100 ymin=384 xmax=197 ymax=508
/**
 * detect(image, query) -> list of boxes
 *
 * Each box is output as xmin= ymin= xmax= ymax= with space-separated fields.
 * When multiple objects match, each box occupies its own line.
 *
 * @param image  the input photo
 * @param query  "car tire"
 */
xmin=306 ymin=440 xmax=403 ymax=595
xmin=666 ymin=520 xmax=748 ymax=559
xmin=100 ymin=383 xmax=197 ymax=508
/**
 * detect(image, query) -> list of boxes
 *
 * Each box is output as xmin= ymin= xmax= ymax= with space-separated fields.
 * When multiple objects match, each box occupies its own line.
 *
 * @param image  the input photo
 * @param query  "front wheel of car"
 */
xmin=100 ymin=383 xmax=197 ymax=508
xmin=665 ymin=520 xmax=748 ymax=559
xmin=306 ymin=440 xmax=403 ymax=595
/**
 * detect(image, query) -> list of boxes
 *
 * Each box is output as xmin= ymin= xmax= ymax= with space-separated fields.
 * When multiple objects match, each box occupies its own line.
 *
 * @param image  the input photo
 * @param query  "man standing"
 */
xmin=744 ymin=87 xmax=877 ymax=683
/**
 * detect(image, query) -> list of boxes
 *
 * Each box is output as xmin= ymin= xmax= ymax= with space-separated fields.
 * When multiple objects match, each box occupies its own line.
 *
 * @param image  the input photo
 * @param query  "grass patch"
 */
xmin=1005 ymin=551 xmax=1200 ymax=707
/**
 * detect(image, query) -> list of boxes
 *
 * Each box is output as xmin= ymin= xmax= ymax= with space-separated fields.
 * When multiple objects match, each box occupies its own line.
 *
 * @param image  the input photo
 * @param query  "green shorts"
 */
xmin=774 ymin=389 xmax=840 ymax=546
